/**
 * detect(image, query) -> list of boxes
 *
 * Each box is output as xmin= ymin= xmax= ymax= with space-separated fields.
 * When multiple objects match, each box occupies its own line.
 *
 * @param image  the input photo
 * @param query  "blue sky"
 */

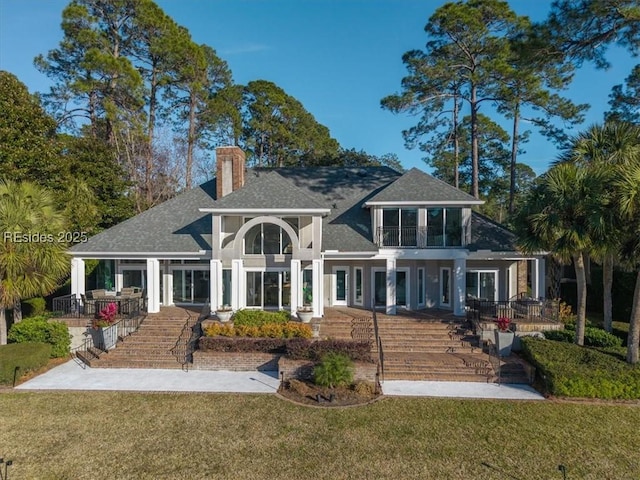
xmin=0 ymin=0 xmax=634 ymax=175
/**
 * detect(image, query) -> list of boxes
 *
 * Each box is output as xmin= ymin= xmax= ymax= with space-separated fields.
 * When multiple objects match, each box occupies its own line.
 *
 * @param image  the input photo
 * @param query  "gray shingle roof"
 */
xmin=211 ymin=169 xmax=327 ymax=210
xmin=274 ymin=167 xmax=401 ymax=251
xmin=366 ymin=168 xmax=481 ymax=204
xmin=468 ymin=212 xmax=518 ymax=252
xmin=69 ymin=180 xmax=217 ymax=254
xmin=71 ymin=164 xmax=516 ymax=256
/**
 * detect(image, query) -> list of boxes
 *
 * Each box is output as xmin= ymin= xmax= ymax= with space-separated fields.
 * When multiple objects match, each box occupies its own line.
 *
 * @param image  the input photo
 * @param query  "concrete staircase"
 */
xmin=77 ymin=308 xmax=198 ymax=369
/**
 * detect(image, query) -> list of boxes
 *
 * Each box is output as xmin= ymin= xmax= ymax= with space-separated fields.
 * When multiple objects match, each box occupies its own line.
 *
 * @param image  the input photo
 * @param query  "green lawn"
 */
xmin=0 ymin=392 xmax=638 ymax=479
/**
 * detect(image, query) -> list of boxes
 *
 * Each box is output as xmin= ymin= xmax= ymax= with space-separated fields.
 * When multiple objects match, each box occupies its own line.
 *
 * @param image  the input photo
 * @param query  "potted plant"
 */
xmin=92 ymin=302 xmax=119 ymax=350
xmin=216 ymin=305 xmax=233 ymax=322
xmin=297 ymin=282 xmax=313 ymax=323
xmin=297 ymin=305 xmax=313 ymax=323
xmin=494 ymin=316 xmax=514 ymax=357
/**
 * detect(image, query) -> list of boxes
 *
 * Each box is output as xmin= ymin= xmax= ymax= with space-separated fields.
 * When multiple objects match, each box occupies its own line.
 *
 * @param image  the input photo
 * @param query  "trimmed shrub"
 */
xmin=0 ymin=342 xmax=52 ymax=385
xmin=313 ymin=352 xmax=354 ymax=388
xmin=521 ymin=337 xmax=640 ymax=399
xmin=198 ymin=337 xmax=287 ymax=353
xmin=545 ymin=324 xmax=623 ymax=348
xmin=22 ymin=297 xmax=47 ymax=317
xmin=8 ymin=316 xmax=71 ymax=358
xmin=285 ymin=338 xmax=373 ymax=363
xmin=232 ymin=309 xmax=290 ymax=327
xmin=204 ymin=322 xmax=312 ymax=339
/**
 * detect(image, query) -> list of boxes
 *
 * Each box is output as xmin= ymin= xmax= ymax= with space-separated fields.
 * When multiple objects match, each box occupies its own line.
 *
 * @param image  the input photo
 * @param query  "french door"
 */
xmin=173 ymin=269 xmax=209 ymax=304
xmin=333 ymin=267 xmax=348 ymax=306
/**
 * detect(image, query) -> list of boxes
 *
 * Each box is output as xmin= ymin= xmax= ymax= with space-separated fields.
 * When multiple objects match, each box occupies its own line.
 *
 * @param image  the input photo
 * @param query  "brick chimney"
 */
xmin=216 ymin=146 xmax=245 ymax=198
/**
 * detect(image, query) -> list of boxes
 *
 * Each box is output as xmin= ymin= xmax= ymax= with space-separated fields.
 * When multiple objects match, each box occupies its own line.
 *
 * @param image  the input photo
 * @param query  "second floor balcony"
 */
xmin=376 ymin=226 xmax=463 ymax=248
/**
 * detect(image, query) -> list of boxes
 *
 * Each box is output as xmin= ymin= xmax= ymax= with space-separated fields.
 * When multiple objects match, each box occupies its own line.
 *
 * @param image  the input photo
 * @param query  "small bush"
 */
xmin=232 ymin=309 xmax=290 ymax=327
xmin=203 ymin=324 xmax=236 ymax=337
xmin=352 ymin=381 xmax=376 ymax=396
xmin=22 ymin=297 xmax=47 ymax=317
xmin=8 ymin=317 xmax=71 ymax=358
xmin=313 ymin=352 xmax=354 ymax=388
xmin=0 ymin=342 xmax=52 ymax=385
xmin=558 ymin=301 xmax=576 ymax=324
xmin=521 ymin=337 xmax=640 ymax=399
xmin=545 ymin=324 xmax=623 ymax=348
xmin=285 ymin=339 xmax=373 ymax=363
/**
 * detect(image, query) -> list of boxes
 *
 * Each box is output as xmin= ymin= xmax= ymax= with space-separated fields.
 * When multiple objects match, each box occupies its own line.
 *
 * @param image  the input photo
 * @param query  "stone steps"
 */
xmin=321 ymin=309 xmax=533 ymax=384
xmin=86 ymin=312 xmax=194 ymax=369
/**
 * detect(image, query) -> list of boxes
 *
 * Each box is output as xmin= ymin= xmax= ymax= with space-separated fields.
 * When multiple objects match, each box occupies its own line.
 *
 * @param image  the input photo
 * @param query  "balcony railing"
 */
xmin=376 ymin=226 xmax=462 ymax=248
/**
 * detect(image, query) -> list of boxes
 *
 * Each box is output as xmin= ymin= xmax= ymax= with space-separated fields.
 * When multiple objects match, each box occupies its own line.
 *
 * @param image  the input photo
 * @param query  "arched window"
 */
xmin=243 ymin=218 xmax=298 ymax=255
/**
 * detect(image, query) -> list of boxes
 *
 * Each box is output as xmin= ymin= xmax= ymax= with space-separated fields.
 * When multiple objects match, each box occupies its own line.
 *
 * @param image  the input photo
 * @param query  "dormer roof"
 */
xmin=364 ymin=168 xmax=483 ymax=206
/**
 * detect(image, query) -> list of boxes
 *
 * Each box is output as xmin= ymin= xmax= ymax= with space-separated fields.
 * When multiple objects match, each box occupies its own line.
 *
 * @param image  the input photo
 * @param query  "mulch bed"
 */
xmin=277 ymin=379 xmax=381 ymax=407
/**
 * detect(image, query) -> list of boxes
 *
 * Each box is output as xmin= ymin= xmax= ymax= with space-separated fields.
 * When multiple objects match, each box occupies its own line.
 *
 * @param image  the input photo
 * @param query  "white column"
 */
xmin=210 ymin=259 xmax=222 ymax=313
xmin=312 ymin=259 xmax=323 ymax=317
xmin=70 ymin=258 xmax=85 ymax=299
xmin=386 ymin=257 xmax=396 ymax=315
xmin=231 ymin=259 xmax=242 ymax=311
xmin=453 ymin=257 xmax=466 ymax=316
xmin=533 ymin=257 xmax=546 ymax=299
xmin=164 ymin=269 xmax=173 ymax=306
xmin=290 ymin=259 xmax=301 ymax=316
xmin=146 ymin=258 xmax=160 ymax=313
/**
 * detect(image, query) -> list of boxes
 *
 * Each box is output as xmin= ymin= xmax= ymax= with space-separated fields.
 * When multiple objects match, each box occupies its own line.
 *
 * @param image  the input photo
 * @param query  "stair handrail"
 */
xmin=486 ymin=339 xmax=501 ymax=384
xmin=371 ymin=297 xmax=384 ymax=384
xmin=171 ymin=304 xmax=207 ymax=371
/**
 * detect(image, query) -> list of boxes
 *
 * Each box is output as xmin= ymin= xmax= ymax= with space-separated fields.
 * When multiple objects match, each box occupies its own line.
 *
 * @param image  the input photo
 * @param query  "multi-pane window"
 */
xmin=244 ymin=218 xmax=298 ymax=254
xmin=382 ymin=208 xmax=417 ymax=246
xmin=427 ymin=208 xmax=462 ymax=247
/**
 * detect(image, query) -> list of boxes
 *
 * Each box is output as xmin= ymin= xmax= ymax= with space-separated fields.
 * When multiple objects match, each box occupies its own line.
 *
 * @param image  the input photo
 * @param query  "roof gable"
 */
xmin=210 ymin=169 xmax=327 ymax=210
xmin=366 ymin=168 xmax=482 ymax=205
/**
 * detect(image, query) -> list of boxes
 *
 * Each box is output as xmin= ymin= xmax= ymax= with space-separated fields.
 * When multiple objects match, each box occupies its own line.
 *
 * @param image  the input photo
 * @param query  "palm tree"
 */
xmin=515 ymin=162 xmax=605 ymax=346
xmin=615 ymin=163 xmax=640 ymax=364
xmin=559 ymin=122 xmax=640 ymax=332
xmin=0 ymin=180 xmax=69 ymax=344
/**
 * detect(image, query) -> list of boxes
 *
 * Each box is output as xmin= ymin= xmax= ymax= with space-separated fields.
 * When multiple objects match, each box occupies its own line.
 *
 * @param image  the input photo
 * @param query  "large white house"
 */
xmin=69 ymin=146 xmax=546 ymax=318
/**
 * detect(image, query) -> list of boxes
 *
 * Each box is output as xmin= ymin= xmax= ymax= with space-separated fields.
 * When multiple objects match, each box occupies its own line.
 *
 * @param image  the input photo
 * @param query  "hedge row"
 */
xmin=8 ymin=316 xmax=71 ymax=358
xmin=199 ymin=337 xmax=286 ymax=353
xmin=198 ymin=337 xmax=373 ymax=363
xmin=521 ymin=337 xmax=640 ymax=400
xmin=204 ymin=322 xmax=312 ymax=339
xmin=232 ymin=309 xmax=290 ymax=327
xmin=0 ymin=343 xmax=52 ymax=385
xmin=544 ymin=324 xmax=623 ymax=348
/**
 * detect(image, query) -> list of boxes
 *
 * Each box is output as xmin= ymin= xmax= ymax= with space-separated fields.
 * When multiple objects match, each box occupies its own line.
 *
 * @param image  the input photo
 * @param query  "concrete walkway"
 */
xmin=15 ymin=360 xmax=545 ymax=400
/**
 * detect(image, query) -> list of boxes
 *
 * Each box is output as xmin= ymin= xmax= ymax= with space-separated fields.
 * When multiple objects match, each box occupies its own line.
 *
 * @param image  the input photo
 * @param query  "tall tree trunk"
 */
xmin=603 ymin=254 xmax=614 ymax=332
xmin=146 ymin=67 xmax=158 ymax=207
xmin=453 ymin=91 xmax=459 ymax=189
xmin=0 ymin=308 xmax=7 ymax=345
xmin=508 ymin=105 xmax=520 ymax=215
xmin=548 ymin=256 xmax=562 ymax=299
xmin=626 ymin=269 xmax=640 ymax=364
xmin=12 ymin=299 xmax=22 ymax=323
xmin=186 ymin=90 xmax=197 ymax=190
xmin=470 ymin=83 xmax=480 ymax=199
xmin=573 ymin=252 xmax=587 ymax=346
